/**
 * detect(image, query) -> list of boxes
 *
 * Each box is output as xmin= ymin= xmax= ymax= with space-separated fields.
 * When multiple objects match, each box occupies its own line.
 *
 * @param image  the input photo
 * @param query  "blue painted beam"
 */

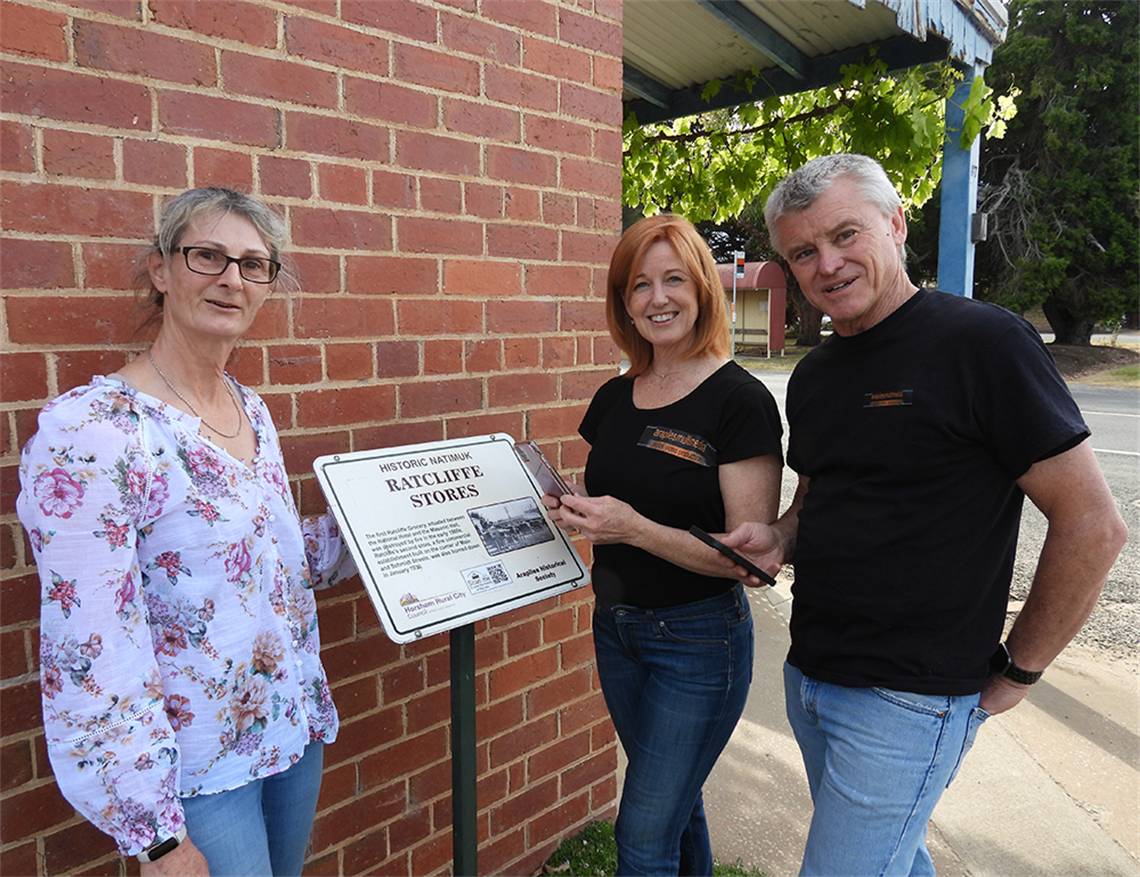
xmin=695 ymin=0 xmax=808 ymax=79
xmin=937 ymin=63 xmax=981 ymax=297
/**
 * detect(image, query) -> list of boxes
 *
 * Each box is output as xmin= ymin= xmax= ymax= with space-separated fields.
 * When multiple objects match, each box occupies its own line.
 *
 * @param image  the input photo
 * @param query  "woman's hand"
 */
xmin=717 ymin=522 xmax=786 ymax=586
xmin=139 ymin=836 xmax=209 ymax=876
xmin=554 ymin=492 xmax=642 ymax=546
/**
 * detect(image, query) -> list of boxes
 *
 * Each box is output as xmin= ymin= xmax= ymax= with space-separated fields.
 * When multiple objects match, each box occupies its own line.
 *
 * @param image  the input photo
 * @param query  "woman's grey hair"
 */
xmin=764 ymin=154 xmax=904 ymax=258
xmin=134 ymin=188 xmax=293 ymax=332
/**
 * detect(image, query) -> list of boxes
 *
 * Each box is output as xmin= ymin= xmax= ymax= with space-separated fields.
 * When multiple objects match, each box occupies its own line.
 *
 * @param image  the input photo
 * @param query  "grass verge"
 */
xmin=541 ymin=821 xmax=769 ymax=877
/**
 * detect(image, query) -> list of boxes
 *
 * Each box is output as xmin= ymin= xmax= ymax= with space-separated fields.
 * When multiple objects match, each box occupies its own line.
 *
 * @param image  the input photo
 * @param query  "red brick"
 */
xmin=563 ymin=159 xmax=623 ymax=201
xmin=0 ymin=739 xmax=33 ymax=792
xmin=286 ymin=112 xmax=389 ymax=161
xmin=221 ymin=51 xmax=338 ymax=108
xmin=342 ymin=0 xmax=437 ymax=42
xmin=292 ymin=206 xmax=392 ymax=251
xmin=260 ymin=154 xmax=312 ymax=198
xmin=397 ymin=216 xmax=482 ymax=256
xmin=314 ymin=591 xmax=357 ymax=644
xmin=0 ymin=777 xmax=74 ymax=839
xmin=371 ymin=168 xmax=418 ymax=210
xmin=41 ymin=818 xmax=118 ymax=875
xmin=488 ymin=646 xmax=559 ymax=700
xmin=7 ymin=295 xmax=137 ymax=345
xmin=328 ymin=674 xmax=379 ymax=721
xmin=506 ymin=618 xmax=542 ymax=657
xmin=267 ymin=343 xmax=322 ymax=384
xmin=339 ymin=829 xmax=391 ymax=876
xmin=388 ymin=806 xmax=432 ymax=852
xmin=478 ymin=826 xmax=528 ymax=877
xmin=488 ymin=372 xmax=556 ymax=408
xmin=42 ymin=128 xmax=114 ymax=180
xmin=560 ymin=7 xmax=623 ymax=54
xmin=285 ymin=16 xmax=389 ymax=75
xmin=1 ymin=61 xmax=151 ymax=127
xmin=0 ymin=119 xmax=34 ymax=174
xmin=394 ymin=43 xmax=480 ymax=95
xmin=529 ymin=404 xmax=589 ymax=442
xmin=326 ymin=342 xmax=373 ymax=380
xmin=319 ymin=163 xmax=368 ymax=205
xmin=543 ymin=606 xmax=577 ymax=643
xmin=398 ymin=299 xmax=482 ymax=335
xmin=406 ymin=686 xmax=450 ymax=733
xmin=560 ymin=300 xmax=608 ymax=332
xmin=0 ymin=239 xmax=74 ymax=289
xmin=289 ymin=252 xmax=340 ymax=293
xmin=465 ymin=182 xmax=504 ymax=220
xmin=504 ymin=186 xmax=542 ymax=223
xmin=464 ymin=338 xmax=501 ymax=373
xmin=123 ymin=138 xmax=188 ymax=187
xmin=542 ymin=336 xmax=577 ymax=369
xmin=441 ymin=11 xmax=520 ymax=63
xmin=346 ymin=78 xmax=437 ymax=128
xmin=0 ymin=522 xmax=16 ymax=570
xmin=441 ymin=98 xmax=520 ymax=144
xmin=595 ymin=53 xmax=624 ymax=92
xmin=311 ymin=781 xmax=405 ymax=849
xmin=360 ymin=726 xmax=448 ymax=790
xmin=151 ymin=0 xmax=277 ymax=48
xmin=375 ymin=340 xmax=420 ymax=378
xmin=523 ymin=38 xmax=591 ymax=85
xmin=420 ymin=176 xmax=462 ymax=213
xmin=447 ymin=410 xmax=523 ymax=440
xmin=489 ymin=146 xmax=557 ymax=189
xmin=424 ymin=338 xmax=462 ymax=375
xmin=193 ymin=146 xmax=254 ymax=190
xmin=1 ymin=573 xmax=43 ymax=626
xmin=294 ymin=297 xmax=394 ymax=339
xmin=396 ymin=130 xmax=480 ymax=176
xmin=1 ymin=352 xmax=48 ymax=402
xmin=355 ymin=421 xmax=443 ymax=453
xmin=525 ymin=114 xmax=593 ymax=156
xmin=296 ymin=384 xmax=396 ymax=427
xmin=1 ymin=183 xmax=150 ymax=238
xmin=410 ymin=832 xmax=454 ymax=877
xmin=409 ymin=759 xmax=451 ymax=805
xmin=74 ymin=19 xmax=216 ymax=85
xmin=530 ymin=792 xmax=590 ymax=845
xmin=486 ymin=299 xmax=556 ymax=334
xmin=399 ymin=378 xmax=482 ymax=418
xmin=488 ymin=223 xmax=558 ymax=261
xmin=485 ymin=67 xmax=558 ymax=113
xmin=443 ymin=259 xmax=521 ymax=297
xmin=0 ymin=2 xmax=68 ymax=61
xmin=542 ymin=191 xmax=577 ymax=226
xmin=66 ymin=0 xmax=140 ymax=17
xmin=159 ymin=91 xmax=279 ymax=147
xmin=563 ymin=82 xmax=623 ymax=127
xmin=563 ymin=747 xmax=616 ymax=797
xmin=483 ymin=0 xmax=557 ymax=37
xmin=527 ymin=263 xmax=592 ymax=297
xmin=1 ymin=841 xmax=39 ymax=877
xmin=0 ymin=627 xmax=28 ymax=680
xmin=489 ymin=773 xmax=558 ymax=833
xmin=504 ymin=337 xmax=540 ymax=369
xmin=314 ymin=759 xmax=356 ymax=812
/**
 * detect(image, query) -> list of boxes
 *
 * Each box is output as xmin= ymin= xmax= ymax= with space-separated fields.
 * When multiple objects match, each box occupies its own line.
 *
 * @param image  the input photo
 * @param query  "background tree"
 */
xmin=624 ymin=56 xmax=1010 ymax=345
xmin=975 ymin=0 xmax=1139 ymax=344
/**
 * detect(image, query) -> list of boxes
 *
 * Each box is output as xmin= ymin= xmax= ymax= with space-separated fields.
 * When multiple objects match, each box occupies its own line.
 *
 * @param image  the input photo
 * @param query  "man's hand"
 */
xmin=978 ymin=673 xmax=1031 ymax=716
xmin=716 ymin=522 xmax=785 ymax=587
xmin=139 ymin=836 xmax=209 ymax=876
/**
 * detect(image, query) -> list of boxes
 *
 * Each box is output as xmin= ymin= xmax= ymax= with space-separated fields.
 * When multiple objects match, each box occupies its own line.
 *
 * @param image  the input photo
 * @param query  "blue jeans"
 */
xmin=594 ymin=584 xmax=753 ymax=876
xmin=181 ymin=742 xmax=324 ymax=876
xmin=784 ymin=663 xmax=989 ymax=876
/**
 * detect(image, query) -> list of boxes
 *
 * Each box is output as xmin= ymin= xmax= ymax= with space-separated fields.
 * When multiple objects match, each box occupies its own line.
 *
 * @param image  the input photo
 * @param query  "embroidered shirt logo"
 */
xmin=638 ymin=426 xmax=717 ymax=467
xmin=864 ymin=389 xmax=914 ymax=408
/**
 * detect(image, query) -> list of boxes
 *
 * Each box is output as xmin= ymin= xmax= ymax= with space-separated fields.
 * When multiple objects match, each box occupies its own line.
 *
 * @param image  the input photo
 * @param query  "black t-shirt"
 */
xmin=580 ymin=361 xmax=783 ymax=609
xmin=786 ymin=289 xmax=1089 ymax=694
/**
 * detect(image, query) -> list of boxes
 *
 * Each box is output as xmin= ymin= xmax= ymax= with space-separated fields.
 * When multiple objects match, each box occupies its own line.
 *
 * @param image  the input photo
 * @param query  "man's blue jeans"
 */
xmin=784 ymin=663 xmax=989 ymax=876
xmin=594 ymin=584 xmax=753 ymax=876
xmin=181 ymin=741 xmax=324 ymax=876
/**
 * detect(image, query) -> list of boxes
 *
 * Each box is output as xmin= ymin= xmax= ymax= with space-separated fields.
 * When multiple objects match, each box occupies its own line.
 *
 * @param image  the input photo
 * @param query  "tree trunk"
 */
xmin=783 ymin=265 xmax=823 ymax=347
xmin=1042 ymin=294 xmax=1094 ymax=346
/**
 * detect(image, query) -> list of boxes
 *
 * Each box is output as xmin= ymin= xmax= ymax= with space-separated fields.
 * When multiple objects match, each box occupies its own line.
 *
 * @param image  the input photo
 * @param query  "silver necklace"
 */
xmin=146 ymin=348 xmax=243 ymax=439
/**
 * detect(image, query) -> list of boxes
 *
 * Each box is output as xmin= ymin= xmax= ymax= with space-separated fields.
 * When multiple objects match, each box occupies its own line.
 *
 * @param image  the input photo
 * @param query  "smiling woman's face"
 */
xmin=148 ymin=209 xmax=272 ymax=344
xmin=624 ymin=240 xmax=701 ymax=359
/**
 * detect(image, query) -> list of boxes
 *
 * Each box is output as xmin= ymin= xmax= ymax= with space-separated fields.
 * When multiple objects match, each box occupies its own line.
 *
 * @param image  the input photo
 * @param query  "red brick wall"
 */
xmin=0 ymin=1 xmax=623 ymax=873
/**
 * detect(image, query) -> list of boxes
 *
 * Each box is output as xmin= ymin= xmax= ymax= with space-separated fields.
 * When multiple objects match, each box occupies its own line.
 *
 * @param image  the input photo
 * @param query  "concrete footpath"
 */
xmin=700 ymin=580 xmax=1140 ymax=877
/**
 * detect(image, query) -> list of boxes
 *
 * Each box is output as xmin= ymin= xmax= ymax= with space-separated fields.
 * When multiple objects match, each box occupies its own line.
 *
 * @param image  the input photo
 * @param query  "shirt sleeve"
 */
xmin=302 ymin=512 xmax=357 ymax=589
xmin=716 ymin=373 xmax=784 ymax=465
xmin=16 ymin=390 xmax=185 ymax=856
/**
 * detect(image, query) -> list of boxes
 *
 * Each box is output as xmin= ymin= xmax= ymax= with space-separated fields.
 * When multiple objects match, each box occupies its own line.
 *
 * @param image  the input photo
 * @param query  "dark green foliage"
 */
xmin=976 ymin=1 xmax=1139 ymax=343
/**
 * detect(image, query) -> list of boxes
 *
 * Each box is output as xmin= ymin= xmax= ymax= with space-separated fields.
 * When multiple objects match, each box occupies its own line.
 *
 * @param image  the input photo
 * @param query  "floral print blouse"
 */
xmin=17 ymin=375 xmax=354 ymax=857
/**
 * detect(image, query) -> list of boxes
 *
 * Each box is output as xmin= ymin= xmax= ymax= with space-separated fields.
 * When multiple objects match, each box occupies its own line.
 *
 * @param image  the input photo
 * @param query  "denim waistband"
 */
xmin=600 ymin=582 xmax=746 ymax=622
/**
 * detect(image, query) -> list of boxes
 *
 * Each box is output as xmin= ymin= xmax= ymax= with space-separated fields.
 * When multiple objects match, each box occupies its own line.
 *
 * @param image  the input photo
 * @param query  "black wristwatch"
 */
xmin=989 ymin=642 xmax=1043 ymax=685
xmin=136 ymin=826 xmax=187 ymax=863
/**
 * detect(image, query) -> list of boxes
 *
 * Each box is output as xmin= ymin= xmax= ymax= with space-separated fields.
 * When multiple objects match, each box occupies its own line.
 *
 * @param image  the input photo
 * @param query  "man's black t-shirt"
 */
xmin=786 ymin=290 xmax=1088 ymax=694
xmin=581 ymin=361 xmax=783 ymax=609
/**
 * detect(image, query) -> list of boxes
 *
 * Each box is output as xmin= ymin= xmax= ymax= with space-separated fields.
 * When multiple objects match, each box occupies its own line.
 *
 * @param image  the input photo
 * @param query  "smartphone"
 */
xmin=689 ymin=525 xmax=777 ymax=586
xmin=515 ymin=440 xmax=572 ymax=497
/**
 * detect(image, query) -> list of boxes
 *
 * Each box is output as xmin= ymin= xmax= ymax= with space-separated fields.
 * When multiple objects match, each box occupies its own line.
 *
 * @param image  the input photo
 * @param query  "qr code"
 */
xmin=462 ymin=561 xmax=511 ymax=594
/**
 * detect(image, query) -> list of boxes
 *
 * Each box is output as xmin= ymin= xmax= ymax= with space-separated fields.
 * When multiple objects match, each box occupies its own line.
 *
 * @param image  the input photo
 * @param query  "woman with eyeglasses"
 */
xmin=17 ymin=188 xmax=355 ymax=876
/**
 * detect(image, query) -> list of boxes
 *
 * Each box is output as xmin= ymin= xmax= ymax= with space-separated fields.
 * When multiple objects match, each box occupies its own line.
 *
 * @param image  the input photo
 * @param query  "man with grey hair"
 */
xmin=720 ymin=153 xmax=1126 ymax=875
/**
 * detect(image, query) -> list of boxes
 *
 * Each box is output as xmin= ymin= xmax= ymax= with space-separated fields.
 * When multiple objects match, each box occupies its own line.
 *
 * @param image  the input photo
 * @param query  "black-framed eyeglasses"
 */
xmin=178 ymin=247 xmax=281 ymax=284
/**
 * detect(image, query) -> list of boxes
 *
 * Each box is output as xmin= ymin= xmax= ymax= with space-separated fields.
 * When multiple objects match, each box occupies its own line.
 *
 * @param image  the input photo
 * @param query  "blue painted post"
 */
xmin=937 ymin=63 xmax=983 ymax=298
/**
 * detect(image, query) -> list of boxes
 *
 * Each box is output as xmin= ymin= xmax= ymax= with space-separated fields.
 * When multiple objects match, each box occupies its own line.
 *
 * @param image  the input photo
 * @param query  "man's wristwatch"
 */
xmin=136 ymin=826 xmax=187 ymax=863
xmin=989 ymin=642 xmax=1043 ymax=685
